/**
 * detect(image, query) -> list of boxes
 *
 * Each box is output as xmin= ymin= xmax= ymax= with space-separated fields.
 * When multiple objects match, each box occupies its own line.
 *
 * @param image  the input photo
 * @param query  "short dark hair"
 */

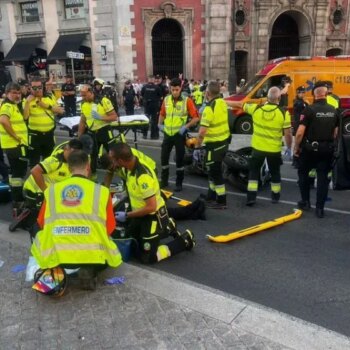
xmin=68 ymin=139 xmax=83 ymax=150
xmin=206 ymin=80 xmax=221 ymax=97
xmin=31 ymin=77 xmax=42 ymax=84
xmin=99 ymin=153 xmax=112 ymax=170
xmin=109 ymin=143 xmax=133 ymax=161
xmin=170 ymin=78 xmax=182 ymax=87
xmin=65 ymin=74 xmax=72 ymax=79
xmin=67 ymin=150 xmax=89 ymax=170
xmin=5 ymin=82 xmax=20 ymax=93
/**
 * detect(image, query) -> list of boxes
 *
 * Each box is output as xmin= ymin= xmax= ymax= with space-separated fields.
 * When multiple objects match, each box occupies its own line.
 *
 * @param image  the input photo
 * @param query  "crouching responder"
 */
xmin=31 ymin=150 xmax=122 ymax=293
xmin=20 ymin=139 xmax=83 ymax=236
xmin=109 ymin=143 xmax=195 ymax=264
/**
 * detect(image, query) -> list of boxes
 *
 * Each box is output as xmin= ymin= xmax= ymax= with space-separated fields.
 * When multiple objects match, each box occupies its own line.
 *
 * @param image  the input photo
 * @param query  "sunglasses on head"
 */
xmin=31 ymin=86 xmax=43 ymax=91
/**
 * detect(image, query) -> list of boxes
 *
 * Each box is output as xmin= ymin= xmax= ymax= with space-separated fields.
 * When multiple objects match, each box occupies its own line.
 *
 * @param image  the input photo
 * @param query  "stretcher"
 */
xmin=59 ymin=115 xmax=149 ymax=148
xmin=207 ymin=209 xmax=302 ymax=243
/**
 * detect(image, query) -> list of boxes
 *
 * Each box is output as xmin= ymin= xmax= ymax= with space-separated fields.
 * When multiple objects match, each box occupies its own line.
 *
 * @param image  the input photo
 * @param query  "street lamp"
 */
xmin=228 ymin=0 xmax=237 ymax=95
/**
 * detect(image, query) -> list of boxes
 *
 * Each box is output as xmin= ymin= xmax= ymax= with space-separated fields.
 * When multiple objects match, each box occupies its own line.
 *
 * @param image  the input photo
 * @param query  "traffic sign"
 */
xmin=66 ymin=51 xmax=84 ymax=59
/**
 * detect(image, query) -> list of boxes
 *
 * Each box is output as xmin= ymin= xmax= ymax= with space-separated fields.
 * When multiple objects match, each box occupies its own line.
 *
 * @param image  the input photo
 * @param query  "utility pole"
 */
xmin=228 ymin=0 xmax=237 ymax=95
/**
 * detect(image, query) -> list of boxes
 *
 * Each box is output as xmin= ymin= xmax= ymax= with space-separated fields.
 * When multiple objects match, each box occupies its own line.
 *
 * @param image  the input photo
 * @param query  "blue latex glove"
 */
xmin=284 ymin=148 xmax=292 ymax=160
xmin=179 ymin=126 xmax=188 ymax=136
xmin=92 ymin=110 xmax=103 ymax=120
xmin=115 ymin=211 xmax=127 ymax=223
xmin=193 ymin=149 xmax=201 ymax=161
xmin=158 ymin=124 xmax=164 ymax=133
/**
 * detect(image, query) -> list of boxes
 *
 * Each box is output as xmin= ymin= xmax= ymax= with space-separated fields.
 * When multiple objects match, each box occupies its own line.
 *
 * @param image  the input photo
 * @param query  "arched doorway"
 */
xmin=326 ymin=48 xmax=342 ymax=57
xmin=268 ymin=11 xmax=311 ymax=60
xmin=152 ymin=19 xmax=183 ymax=78
xmin=269 ymin=14 xmax=299 ymax=59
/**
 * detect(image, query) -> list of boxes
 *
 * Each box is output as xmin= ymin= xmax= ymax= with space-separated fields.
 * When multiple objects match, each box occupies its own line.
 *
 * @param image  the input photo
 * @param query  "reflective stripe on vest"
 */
xmin=164 ymin=95 xmax=188 ymax=136
xmin=31 ymin=177 xmax=122 ymax=268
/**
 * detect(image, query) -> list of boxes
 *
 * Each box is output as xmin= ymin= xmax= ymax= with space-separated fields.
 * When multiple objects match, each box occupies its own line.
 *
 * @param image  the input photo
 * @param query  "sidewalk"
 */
xmin=1 ymin=221 xmax=349 ymax=350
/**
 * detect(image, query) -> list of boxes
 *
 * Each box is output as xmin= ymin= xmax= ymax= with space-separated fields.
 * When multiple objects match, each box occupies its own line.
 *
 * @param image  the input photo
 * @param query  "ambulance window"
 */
xmin=239 ymin=75 xmax=264 ymax=94
xmin=252 ymin=75 xmax=286 ymax=98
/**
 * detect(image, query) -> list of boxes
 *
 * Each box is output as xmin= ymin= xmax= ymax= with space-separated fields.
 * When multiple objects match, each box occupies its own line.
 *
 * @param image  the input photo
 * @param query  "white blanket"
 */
xmin=59 ymin=115 xmax=149 ymax=130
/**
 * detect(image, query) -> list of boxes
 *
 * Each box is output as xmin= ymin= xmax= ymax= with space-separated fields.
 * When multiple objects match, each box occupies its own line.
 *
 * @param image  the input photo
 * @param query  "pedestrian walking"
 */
xmin=294 ymin=81 xmax=339 ymax=218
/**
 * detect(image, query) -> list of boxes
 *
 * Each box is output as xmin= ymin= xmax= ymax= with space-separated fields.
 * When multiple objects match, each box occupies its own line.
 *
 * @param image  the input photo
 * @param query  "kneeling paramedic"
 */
xmin=31 ymin=150 xmax=122 ymax=292
xmin=109 ymin=143 xmax=195 ymax=264
xmin=21 ymin=139 xmax=83 ymax=236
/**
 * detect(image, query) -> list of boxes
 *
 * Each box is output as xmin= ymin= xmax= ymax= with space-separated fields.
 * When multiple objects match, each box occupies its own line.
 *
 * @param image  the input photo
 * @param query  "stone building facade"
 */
xmin=1 ymin=0 xmax=350 ymax=85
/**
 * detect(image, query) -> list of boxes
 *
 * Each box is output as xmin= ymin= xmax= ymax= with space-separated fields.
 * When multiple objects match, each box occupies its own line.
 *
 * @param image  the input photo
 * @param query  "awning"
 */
xmin=48 ymin=34 xmax=86 ymax=60
xmin=3 ymin=37 xmax=42 ymax=62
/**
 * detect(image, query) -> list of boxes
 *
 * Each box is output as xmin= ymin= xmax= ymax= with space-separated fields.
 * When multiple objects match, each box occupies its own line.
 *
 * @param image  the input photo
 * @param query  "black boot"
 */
xmin=271 ymin=192 xmax=280 ymax=204
xmin=246 ymin=192 xmax=257 ymax=206
xmin=175 ymin=169 xmax=184 ymax=192
xmin=160 ymin=167 xmax=169 ymax=188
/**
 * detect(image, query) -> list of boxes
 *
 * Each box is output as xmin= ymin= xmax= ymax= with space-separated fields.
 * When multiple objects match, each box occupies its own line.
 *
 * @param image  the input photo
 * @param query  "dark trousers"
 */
xmin=126 ymin=214 xmax=186 ymax=264
xmin=298 ymin=148 xmax=333 ymax=209
xmin=205 ymin=142 xmax=228 ymax=204
xmin=161 ymin=133 xmax=185 ymax=186
xmin=144 ymin=104 xmax=159 ymax=138
xmin=248 ymin=149 xmax=282 ymax=193
xmin=5 ymin=148 xmax=28 ymax=202
xmin=0 ymin=146 xmax=9 ymax=181
xmin=64 ymin=101 xmax=76 ymax=117
xmin=28 ymin=129 xmax=55 ymax=167
xmin=125 ymin=103 xmax=135 ymax=116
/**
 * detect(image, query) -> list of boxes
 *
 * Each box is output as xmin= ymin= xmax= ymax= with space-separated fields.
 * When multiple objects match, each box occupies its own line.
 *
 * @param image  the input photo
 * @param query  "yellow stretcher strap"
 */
xmin=207 ymin=209 xmax=302 ymax=243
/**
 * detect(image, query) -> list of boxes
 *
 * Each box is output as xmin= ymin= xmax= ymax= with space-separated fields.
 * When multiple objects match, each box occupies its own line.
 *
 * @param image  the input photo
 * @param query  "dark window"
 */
xmin=235 ymin=10 xmax=245 ymax=26
xmin=64 ymin=0 xmax=86 ymax=19
xmin=333 ymin=9 xmax=343 ymax=26
xmin=20 ymin=1 xmax=39 ymax=23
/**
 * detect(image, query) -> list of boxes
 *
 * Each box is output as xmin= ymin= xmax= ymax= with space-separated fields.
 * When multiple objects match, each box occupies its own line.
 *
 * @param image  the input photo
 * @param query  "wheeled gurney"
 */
xmin=59 ymin=115 xmax=149 ymax=148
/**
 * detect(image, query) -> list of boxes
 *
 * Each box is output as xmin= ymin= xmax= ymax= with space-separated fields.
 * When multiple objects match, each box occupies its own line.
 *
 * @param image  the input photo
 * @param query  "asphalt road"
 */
xmin=1 ymin=130 xmax=350 ymax=337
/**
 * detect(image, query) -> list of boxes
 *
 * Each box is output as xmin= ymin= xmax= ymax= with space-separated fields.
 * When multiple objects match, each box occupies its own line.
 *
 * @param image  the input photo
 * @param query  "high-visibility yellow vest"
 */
xmin=81 ymin=96 xmax=114 ymax=131
xmin=116 ymin=148 xmax=156 ymax=180
xmin=126 ymin=158 xmax=164 ymax=212
xmin=28 ymin=96 xmax=56 ymax=132
xmin=0 ymin=100 xmax=28 ymax=149
xmin=244 ymin=102 xmax=291 ymax=153
xmin=326 ymin=95 xmax=339 ymax=109
xmin=31 ymin=176 xmax=122 ymax=269
xmin=192 ymin=89 xmax=204 ymax=105
xmin=23 ymin=151 xmax=70 ymax=194
xmin=200 ymin=98 xmax=230 ymax=143
xmin=164 ymin=95 xmax=188 ymax=136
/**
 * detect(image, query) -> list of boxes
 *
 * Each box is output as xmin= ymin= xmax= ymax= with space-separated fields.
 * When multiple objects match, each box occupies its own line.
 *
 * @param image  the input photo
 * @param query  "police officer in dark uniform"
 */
xmin=61 ymin=75 xmax=76 ymax=117
xmin=292 ymin=86 xmax=308 ymax=135
xmin=294 ymin=81 xmax=339 ymax=218
xmin=141 ymin=75 xmax=162 ymax=139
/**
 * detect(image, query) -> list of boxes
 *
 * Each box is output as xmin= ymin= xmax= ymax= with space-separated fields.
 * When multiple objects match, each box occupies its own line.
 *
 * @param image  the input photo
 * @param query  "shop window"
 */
xmin=64 ymin=0 xmax=86 ymax=20
xmin=20 ymin=1 xmax=39 ymax=23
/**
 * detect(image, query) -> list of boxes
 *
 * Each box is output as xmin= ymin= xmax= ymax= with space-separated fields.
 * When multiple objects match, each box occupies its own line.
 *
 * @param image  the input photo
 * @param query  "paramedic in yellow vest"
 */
xmin=101 ymin=146 xmax=157 ymax=187
xmin=192 ymin=85 xmax=204 ymax=110
xmin=24 ymin=77 xmax=62 ymax=167
xmin=158 ymin=78 xmax=199 ymax=192
xmin=0 ymin=82 xmax=28 ymax=211
xmin=31 ymin=150 xmax=122 ymax=289
xmin=227 ymin=86 xmax=292 ymax=206
xmin=325 ymin=81 xmax=340 ymax=109
xmin=195 ymin=80 xmax=231 ymax=209
xmin=110 ymin=143 xmax=195 ymax=264
xmin=23 ymin=138 xmax=83 ymax=212
xmin=78 ymin=84 xmax=119 ymax=179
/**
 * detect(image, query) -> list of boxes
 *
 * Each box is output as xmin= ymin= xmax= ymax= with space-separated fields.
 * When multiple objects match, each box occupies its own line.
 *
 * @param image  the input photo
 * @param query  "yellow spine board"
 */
xmin=207 ymin=209 xmax=302 ymax=243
